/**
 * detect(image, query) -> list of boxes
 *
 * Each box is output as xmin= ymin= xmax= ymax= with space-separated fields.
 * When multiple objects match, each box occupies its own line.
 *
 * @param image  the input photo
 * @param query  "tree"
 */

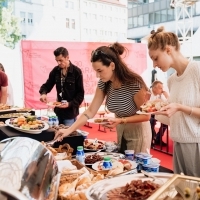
xmin=0 ymin=0 xmax=21 ymax=49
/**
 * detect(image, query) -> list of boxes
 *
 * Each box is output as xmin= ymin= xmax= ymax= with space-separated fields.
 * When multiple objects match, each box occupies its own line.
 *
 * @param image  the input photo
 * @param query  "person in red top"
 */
xmin=0 ymin=69 xmax=8 ymax=104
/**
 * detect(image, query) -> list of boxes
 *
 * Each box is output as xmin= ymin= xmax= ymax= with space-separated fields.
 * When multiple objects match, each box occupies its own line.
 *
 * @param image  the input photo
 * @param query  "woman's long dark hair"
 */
xmin=91 ymin=42 xmax=148 ymax=94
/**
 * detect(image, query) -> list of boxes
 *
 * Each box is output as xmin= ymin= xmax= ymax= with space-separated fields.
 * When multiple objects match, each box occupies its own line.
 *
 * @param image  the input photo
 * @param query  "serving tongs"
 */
xmin=45 ymin=139 xmax=58 ymax=147
xmin=105 ymin=167 xmax=137 ymax=179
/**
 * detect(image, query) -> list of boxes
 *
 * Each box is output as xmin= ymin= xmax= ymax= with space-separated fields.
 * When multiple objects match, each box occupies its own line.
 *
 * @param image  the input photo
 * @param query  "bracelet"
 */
xmin=83 ymin=113 xmax=90 ymax=119
xmin=189 ymin=107 xmax=193 ymax=116
xmin=120 ymin=117 xmax=127 ymax=124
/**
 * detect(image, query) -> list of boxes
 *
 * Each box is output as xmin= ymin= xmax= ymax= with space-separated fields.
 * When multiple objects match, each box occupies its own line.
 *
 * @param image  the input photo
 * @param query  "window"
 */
xmin=144 ymin=14 xmax=149 ymax=26
xmin=154 ymin=11 xmax=160 ymax=23
xmin=20 ymin=11 xmax=26 ymax=23
xmin=149 ymin=13 xmax=154 ymax=25
xmin=65 ymin=1 xmax=69 ymax=8
xmin=128 ymin=17 xmax=132 ymax=28
xmin=92 ymin=29 xmax=97 ymax=35
xmin=69 ymin=1 xmax=74 ymax=9
xmin=133 ymin=17 xmax=138 ymax=27
xmin=22 ymin=35 xmax=26 ymax=39
xmin=167 ymin=9 xmax=174 ymax=21
xmin=100 ymin=15 xmax=103 ymax=21
xmin=52 ymin=0 xmax=54 ymax=6
xmin=138 ymin=15 xmax=143 ymax=26
xmin=84 ymin=2 xmax=87 ymax=7
xmin=92 ymin=3 xmax=97 ymax=9
xmin=100 ymin=30 xmax=103 ymax=35
xmin=84 ymin=28 xmax=88 ymax=34
xmin=71 ymin=19 xmax=75 ymax=29
xmin=66 ymin=18 xmax=69 ymax=28
xmin=28 ymin=13 xmax=33 ymax=24
xmin=83 ymin=13 xmax=87 ymax=19
xmin=109 ymin=17 xmax=112 ymax=22
xmin=161 ymin=10 xmax=167 ymax=22
xmin=195 ymin=2 xmax=200 ymax=15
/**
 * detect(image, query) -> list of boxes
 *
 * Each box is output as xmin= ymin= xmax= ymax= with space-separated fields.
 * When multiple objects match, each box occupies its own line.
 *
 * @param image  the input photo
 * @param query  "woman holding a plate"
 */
xmin=55 ymin=42 xmax=151 ymax=154
xmin=148 ymin=26 xmax=200 ymax=177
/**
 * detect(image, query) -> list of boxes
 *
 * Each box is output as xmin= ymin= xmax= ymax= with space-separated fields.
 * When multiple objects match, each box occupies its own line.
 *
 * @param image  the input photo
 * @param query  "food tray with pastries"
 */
xmin=41 ymin=142 xmax=74 ymax=160
xmin=5 ymin=116 xmax=49 ymax=134
xmin=0 ymin=112 xmax=30 ymax=119
xmin=84 ymin=138 xmax=106 ymax=151
xmin=57 ymin=159 xmax=104 ymax=200
xmin=138 ymin=100 xmax=169 ymax=115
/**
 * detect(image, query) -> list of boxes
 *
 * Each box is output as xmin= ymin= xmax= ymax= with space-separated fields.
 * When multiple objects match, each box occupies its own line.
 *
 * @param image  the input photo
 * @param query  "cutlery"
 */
xmin=105 ymin=168 xmax=137 ymax=179
xmin=45 ymin=139 xmax=58 ymax=146
xmin=141 ymin=170 xmax=164 ymax=184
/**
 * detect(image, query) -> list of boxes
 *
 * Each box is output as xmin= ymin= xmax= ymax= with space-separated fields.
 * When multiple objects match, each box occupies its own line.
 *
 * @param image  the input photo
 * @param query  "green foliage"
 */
xmin=0 ymin=0 xmax=22 ymax=49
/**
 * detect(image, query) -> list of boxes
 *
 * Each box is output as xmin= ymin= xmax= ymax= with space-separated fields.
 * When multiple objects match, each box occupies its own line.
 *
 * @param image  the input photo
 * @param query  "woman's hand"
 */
xmin=54 ymin=129 xmax=71 ymax=141
xmin=159 ymin=103 xmax=180 ymax=117
xmin=102 ymin=118 xmax=121 ymax=129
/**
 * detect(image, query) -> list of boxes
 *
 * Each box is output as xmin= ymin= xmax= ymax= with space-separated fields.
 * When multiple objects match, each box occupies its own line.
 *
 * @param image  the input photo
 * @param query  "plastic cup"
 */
xmin=125 ymin=150 xmax=134 ymax=161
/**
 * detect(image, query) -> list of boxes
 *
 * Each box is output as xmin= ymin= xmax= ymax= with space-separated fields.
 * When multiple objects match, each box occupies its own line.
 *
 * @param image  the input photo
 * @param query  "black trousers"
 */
xmin=150 ymin=115 xmax=168 ymax=142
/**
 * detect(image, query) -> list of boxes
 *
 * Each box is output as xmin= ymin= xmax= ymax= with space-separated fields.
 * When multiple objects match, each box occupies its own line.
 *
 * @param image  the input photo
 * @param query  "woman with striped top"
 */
xmin=55 ymin=42 xmax=151 ymax=154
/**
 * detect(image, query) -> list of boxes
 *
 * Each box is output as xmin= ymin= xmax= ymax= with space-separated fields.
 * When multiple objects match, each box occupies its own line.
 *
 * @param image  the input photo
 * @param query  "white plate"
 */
xmin=92 ymin=159 xmax=137 ymax=171
xmin=87 ymin=118 xmax=109 ymax=124
xmin=85 ymin=152 xmax=125 ymax=165
xmin=84 ymin=138 xmax=106 ymax=151
xmin=84 ymin=147 xmax=106 ymax=151
xmin=86 ymin=172 xmax=173 ymax=200
xmin=136 ymin=110 xmax=160 ymax=115
xmin=5 ymin=119 xmax=49 ymax=134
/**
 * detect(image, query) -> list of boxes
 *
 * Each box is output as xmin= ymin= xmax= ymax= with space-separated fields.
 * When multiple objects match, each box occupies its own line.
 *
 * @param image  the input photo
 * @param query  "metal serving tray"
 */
xmin=0 ymin=137 xmax=59 ymax=200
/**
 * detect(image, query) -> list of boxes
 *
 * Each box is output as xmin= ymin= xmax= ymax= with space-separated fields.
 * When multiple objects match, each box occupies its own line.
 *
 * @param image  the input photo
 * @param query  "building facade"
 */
xmin=13 ymin=0 xmax=128 ymax=42
xmin=128 ymin=0 xmax=200 ymax=42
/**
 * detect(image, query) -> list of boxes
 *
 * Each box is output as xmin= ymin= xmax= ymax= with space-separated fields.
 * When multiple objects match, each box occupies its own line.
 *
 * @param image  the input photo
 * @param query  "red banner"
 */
xmin=21 ymin=41 xmax=147 ymax=109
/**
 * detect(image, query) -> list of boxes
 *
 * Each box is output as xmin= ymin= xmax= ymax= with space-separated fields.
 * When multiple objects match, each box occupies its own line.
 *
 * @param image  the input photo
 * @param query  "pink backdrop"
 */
xmin=21 ymin=41 xmax=147 ymax=109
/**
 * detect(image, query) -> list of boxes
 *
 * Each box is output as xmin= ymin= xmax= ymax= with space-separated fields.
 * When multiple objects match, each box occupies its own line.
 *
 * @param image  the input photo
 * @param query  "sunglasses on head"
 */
xmin=91 ymin=50 xmax=113 ymax=62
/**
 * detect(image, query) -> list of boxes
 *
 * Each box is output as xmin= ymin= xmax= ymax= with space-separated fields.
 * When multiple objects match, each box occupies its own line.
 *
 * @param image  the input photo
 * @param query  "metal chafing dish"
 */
xmin=0 ymin=137 xmax=60 ymax=200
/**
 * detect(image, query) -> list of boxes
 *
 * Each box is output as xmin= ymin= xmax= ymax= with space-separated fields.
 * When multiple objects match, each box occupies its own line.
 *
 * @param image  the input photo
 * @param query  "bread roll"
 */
xmin=92 ymin=174 xmax=104 ymax=181
xmin=77 ymin=192 xmax=87 ymax=200
xmin=59 ymin=179 xmax=78 ymax=197
xmin=106 ymin=167 xmax=123 ymax=176
xmin=48 ymin=147 xmax=57 ymax=156
xmin=71 ymin=193 xmax=81 ymax=200
xmin=76 ymin=182 xmax=91 ymax=191
xmin=76 ymin=176 xmax=91 ymax=187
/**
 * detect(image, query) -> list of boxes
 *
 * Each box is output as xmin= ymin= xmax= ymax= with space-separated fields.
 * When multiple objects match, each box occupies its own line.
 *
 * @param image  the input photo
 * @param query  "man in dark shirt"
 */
xmin=39 ymin=47 xmax=84 ymax=126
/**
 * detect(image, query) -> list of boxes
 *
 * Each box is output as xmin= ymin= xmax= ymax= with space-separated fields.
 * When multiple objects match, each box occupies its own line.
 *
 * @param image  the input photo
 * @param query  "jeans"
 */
xmin=59 ymin=118 xmax=76 ymax=126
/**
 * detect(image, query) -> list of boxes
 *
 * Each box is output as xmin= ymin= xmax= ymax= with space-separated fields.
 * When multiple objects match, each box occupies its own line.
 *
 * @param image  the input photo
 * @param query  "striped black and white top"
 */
xmin=98 ymin=80 xmax=141 ymax=118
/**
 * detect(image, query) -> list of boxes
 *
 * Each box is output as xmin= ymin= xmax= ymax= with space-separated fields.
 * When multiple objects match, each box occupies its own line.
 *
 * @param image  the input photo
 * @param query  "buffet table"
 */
xmin=0 ymin=126 xmax=84 ymax=155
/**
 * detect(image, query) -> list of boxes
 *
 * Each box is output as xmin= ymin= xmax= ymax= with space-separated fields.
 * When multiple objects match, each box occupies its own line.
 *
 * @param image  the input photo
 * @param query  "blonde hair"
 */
xmin=148 ymin=26 xmax=180 ymax=51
